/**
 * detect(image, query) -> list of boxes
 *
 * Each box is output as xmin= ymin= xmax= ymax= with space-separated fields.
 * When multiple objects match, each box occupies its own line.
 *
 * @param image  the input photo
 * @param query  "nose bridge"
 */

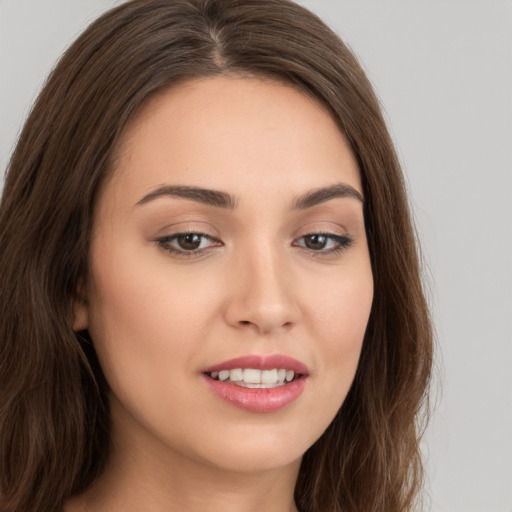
xmin=225 ymin=238 xmax=299 ymax=334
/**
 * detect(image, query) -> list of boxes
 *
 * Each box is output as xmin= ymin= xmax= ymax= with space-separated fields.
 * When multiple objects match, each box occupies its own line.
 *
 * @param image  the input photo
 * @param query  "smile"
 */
xmin=206 ymin=368 xmax=298 ymax=388
xmin=202 ymin=355 xmax=308 ymax=413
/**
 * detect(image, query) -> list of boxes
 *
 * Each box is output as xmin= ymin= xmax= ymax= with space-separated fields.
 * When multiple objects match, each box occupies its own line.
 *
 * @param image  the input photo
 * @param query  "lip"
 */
xmin=202 ymin=354 xmax=309 ymax=374
xmin=201 ymin=354 xmax=308 ymax=413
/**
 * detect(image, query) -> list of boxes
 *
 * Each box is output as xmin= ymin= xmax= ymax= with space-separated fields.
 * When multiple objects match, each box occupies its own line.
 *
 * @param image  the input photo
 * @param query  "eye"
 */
xmin=293 ymin=233 xmax=353 ymax=254
xmin=155 ymin=232 xmax=221 ymax=256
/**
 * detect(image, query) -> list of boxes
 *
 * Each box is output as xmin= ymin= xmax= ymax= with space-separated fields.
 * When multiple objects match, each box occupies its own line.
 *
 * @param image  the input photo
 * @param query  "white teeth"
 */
xmin=218 ymin=370 xmax=230 ymax=381
xmin=229 ymin=368 xmax=243 ymax=381
xmin=261 ymin=369 xmax=278 ymax=384
xmin=243 ymin=368 xmax=261 ymax=384
xmin=210 ymin=368 xmax=299 ymax=387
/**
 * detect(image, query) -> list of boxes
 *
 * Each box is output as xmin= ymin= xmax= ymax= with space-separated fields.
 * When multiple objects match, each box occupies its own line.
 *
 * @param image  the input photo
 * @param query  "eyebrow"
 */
xmin=136 ymin=185 xmax=237 ymax=209
xmin=136 ymin=182 xmax=363 ymax=209
xmin=292 ymin=183 xmax=364 ymax=209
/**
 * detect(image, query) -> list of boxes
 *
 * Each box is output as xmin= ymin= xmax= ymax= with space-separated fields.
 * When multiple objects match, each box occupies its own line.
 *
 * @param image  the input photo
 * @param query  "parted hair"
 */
xmin=0 ymin=1 xmax=433 ymax=511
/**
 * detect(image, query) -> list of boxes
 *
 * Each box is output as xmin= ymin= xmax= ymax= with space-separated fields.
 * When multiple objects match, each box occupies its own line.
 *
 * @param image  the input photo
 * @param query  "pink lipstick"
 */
xmin=202 ymin=354 xmax=308 ymax=413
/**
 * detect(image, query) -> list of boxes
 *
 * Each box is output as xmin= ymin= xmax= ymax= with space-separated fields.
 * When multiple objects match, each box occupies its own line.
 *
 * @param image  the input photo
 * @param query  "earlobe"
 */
xmin=73 ymin=279 xmax=89 ymax=331
xmin=73 ymin=299 xmax=89 ymax=331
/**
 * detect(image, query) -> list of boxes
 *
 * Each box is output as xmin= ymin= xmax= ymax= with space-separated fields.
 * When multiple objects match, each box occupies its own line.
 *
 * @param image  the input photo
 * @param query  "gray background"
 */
xmin=1 ymin=1 xmax=511 ymax=511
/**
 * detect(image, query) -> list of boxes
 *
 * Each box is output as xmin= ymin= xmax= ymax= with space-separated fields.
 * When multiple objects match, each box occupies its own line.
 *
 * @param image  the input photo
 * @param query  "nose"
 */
xmin=223 ymin=245 xmax=300 ymax=336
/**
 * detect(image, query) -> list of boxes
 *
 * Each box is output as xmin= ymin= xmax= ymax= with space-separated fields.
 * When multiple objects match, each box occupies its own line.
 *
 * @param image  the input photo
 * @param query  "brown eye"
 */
xmin=156 ymin=232 xmax=220 ymax=256
xmin=303 ymin=234 xmax=328 ymax=250
xmin=293 ymin=233 xmax=354 ymax=254
xmin=176 ymin=233 xmax=203 ymax=250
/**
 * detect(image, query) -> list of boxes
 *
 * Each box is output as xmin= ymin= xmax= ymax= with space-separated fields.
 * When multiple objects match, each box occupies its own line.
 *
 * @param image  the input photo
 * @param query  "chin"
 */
xmin=203 ymin=444 xmax=304 ymax=474
xmin=178 ymin=421 xmax=317 ymax=474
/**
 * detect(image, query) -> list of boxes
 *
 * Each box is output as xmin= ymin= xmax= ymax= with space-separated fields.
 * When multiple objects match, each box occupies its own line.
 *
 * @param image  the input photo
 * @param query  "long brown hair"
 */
xmin=0 ymin=1 xmax=433 ymax=511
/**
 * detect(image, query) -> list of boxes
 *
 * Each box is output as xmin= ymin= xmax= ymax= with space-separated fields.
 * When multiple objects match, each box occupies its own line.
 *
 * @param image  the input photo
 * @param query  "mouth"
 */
xmin=205 ymin=368 xmax=303 ymax=388
xmin=201 ymin=354 xmax=308 ymax=413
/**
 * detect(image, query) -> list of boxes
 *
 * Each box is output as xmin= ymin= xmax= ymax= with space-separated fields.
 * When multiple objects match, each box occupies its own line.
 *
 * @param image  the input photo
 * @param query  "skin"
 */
xmin=69 ymin=76 xmax=373 ymax=512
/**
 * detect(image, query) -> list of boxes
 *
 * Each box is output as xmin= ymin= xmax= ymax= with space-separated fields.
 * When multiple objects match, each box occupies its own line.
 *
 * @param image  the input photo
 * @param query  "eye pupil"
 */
xmin=177 ymin=233 xmax=202 ymax=250
xmin=305 ymin=234 xmax=327 ymax=250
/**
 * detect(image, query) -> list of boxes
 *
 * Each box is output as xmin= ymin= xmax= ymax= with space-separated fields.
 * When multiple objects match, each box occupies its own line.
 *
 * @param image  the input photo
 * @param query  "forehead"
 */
xmin=106 ymin=75 xmax=362 ymax=205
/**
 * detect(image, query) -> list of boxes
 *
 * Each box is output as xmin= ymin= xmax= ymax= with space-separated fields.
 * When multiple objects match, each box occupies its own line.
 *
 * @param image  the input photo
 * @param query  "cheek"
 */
xmin=310 ymin=260 xmax=373 ymax=345
xmin=86 ymin=240 xmax=213 ymax=351
xmin=84 ymin=241 xmax=228 ymax=415
xmin=85 ymin=246 xmax=176 ymax=396
xmin=306 ymin=262 xmax=373 ymax=398
xmin=85 ymin=256 xmax=202 ymax=440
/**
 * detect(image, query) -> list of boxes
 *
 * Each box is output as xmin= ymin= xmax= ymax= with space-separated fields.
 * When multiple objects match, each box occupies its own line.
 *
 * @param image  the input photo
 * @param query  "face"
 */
xmin=76 ymin=76 xmax=373 ymax=475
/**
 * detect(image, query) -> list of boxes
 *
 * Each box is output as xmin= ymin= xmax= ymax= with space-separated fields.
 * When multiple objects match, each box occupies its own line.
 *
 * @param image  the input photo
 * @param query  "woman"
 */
xmin=0 ymin=1 xmax=433 ymax=511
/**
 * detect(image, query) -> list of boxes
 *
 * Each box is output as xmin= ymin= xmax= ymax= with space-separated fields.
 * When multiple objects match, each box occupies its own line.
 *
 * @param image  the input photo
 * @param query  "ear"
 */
xmin=73 ymin=279 xmax=89 ymax=331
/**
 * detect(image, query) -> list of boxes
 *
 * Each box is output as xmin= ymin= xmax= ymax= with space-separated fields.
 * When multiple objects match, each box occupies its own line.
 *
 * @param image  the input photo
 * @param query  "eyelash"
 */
xmin=292 ymin=233 xmax=354 ymax=255
xmin=155 ymin=232 xmax=220 ymax=257
xmin=155 ymin=231 xmax=354 ymax=259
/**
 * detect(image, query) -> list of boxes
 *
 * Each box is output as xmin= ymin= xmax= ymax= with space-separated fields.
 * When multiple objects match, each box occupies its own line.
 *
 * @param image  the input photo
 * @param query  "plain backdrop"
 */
xmin=1 ymin=1 xmax=511 ymax=511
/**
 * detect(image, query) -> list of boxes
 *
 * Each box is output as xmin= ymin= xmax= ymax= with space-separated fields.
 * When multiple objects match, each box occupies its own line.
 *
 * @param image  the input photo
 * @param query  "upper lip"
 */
xmin=202 ymin=354 xmax=309 ymax=375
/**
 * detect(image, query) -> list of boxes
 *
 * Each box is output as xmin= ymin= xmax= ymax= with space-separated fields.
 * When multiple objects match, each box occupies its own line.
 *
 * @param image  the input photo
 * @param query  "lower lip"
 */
xmin=203 ymin=375 xmax=307 ymax=413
